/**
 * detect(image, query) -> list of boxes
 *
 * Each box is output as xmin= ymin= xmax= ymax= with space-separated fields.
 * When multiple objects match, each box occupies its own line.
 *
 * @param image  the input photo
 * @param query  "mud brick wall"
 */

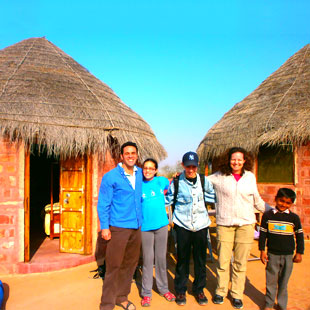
xmin=93 ymin=151 xmax=116 ymax=240
xmin=0 ymin=138 xmax=24 ymax=272
xmin=258 ymin=143 xmax=310 ymax=240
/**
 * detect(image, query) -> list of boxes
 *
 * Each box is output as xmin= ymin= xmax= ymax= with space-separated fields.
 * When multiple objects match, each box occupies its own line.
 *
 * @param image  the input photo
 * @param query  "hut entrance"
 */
xmin=24 ymin=148 xmax=92 ymax=262
xmin=24 ymin=147 xmax=60 ymax=261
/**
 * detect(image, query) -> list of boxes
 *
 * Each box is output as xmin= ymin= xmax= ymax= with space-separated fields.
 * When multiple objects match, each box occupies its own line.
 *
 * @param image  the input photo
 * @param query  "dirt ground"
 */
xmin=1 ymin=241 xmax=309 ymax=310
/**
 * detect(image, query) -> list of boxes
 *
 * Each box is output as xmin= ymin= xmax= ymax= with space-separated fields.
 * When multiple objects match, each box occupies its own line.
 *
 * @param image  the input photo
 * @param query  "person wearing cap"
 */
xmin=165 ymin=151 xmax=216 ymax=306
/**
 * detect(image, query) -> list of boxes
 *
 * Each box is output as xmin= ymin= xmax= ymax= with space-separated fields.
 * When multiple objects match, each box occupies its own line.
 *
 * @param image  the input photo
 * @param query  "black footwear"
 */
xmin=212 ymin=294 xmax=224 ymax=304
xmin=116 ymin=301 xmax=136 ymax=310
xmin=195 ymin=292 xmax=208 ymax=306
xmin=175 ymin=294 xmax=186 ymax=306
xmin=232 ymin=298 xmax=243 ymax=309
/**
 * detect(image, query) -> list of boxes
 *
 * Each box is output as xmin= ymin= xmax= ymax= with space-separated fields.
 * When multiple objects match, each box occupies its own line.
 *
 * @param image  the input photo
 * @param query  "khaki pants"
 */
xmin=215 ymin=224 xmax=254 ymax=299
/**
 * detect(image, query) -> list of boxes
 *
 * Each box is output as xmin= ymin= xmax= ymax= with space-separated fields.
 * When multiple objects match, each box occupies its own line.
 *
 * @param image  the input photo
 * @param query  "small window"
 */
xmin=257 ymin=145 xmax=294 ymax=183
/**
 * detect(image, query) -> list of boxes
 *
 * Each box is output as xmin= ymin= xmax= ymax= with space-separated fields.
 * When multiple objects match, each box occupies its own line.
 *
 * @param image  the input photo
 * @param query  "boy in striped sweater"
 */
xmin=259 ymin=188 xmax=304 ymax=310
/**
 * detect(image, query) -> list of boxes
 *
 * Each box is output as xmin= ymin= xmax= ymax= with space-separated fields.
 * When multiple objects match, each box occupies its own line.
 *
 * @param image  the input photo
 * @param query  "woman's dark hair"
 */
xmin=276 ymin=188 xmax=296 ymax=203
xmin=143 ymin=158 xmax=158 ymax=177
xmin=218 ymin=147 xmax=253 ymax=175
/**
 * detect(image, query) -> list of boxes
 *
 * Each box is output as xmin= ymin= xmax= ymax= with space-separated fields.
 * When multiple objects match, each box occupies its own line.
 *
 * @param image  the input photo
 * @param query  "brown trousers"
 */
xmin=100 ymin=226 xmax=141 ymax=310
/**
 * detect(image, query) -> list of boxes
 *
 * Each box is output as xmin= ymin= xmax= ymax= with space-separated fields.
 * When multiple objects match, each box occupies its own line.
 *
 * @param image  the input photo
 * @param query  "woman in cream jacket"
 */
xmin=207 ymin=147 xmax=269 ymax=310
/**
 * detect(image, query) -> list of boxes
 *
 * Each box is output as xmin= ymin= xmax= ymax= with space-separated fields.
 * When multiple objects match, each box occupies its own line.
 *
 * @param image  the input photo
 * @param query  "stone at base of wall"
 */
xmin=0 ymin=255 xmax=95 ymax=275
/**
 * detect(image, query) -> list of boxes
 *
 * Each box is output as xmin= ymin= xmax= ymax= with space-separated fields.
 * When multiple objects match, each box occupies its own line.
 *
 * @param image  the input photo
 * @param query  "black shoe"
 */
xmin=195 ymin=292 xmax=208 ymax=306
xmin=212 ymin=294 xmax=224 ymax=304
xmin=232 ymin=298 xmax=243 ymax=309
xmin=175 ymin=294 xmax=186 ymax=306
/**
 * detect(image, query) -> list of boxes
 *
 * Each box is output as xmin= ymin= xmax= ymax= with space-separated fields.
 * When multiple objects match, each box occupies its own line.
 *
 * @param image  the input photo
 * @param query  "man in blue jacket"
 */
xmin=97 ymin=141 xmax=143 ymax=310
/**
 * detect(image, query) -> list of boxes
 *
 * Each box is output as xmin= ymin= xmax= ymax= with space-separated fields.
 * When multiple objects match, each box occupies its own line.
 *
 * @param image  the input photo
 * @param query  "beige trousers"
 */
xmin=215 ymin=224 xmax=255 ymax=300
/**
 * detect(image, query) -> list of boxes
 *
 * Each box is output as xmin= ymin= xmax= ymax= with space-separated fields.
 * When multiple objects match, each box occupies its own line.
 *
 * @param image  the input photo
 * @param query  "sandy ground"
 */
xmin=1 ymin=241 xmax=309 ymax=310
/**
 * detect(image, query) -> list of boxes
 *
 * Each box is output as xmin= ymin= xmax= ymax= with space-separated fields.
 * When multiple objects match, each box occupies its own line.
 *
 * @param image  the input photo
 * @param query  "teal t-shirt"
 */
xmin=141 ymin=176 xmax=170 ymax=231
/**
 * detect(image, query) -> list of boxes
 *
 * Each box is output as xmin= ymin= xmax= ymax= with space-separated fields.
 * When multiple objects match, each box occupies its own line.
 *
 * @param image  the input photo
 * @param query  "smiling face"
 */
xmin=182 ymin=164 xmax=198 ymax=178
xmin=275 ymin=196 xmax=293 ymax=212
xmin=121 ymin=145 xmax=138 ymax=171
xmin=230 ymin=152 xmax=246 ymax=174
xmin=143 ymin=160 xmax=157 ymax=181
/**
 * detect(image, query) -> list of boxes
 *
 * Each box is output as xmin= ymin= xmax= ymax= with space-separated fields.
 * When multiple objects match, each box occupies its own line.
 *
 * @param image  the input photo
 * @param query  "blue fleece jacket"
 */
xmin=97 ymin=164 xmax=143 ymax=229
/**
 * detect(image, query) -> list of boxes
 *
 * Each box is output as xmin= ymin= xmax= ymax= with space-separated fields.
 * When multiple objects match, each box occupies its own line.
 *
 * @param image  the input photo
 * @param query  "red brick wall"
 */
xmin=93 ymin=151 xmax=117 ymax=232
xmin=0 ymin=138 xmax=24 ymax=272
xmin=257 ymin=143 xmax=310 ymax=240
xmin=0 ymin=139 xmax=119 ymax=273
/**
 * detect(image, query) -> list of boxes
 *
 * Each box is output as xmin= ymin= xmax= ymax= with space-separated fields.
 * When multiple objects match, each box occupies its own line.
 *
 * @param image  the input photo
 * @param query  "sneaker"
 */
xmin=175 ymin=294 xmax=186 ymax=306
xmin=195 ymin=292 xmax=208 ymax=305
xmin=141 ymin=296 xmax=151 ymax=307
xmin=212 ymin=294 xmax=224 ymax=304
xmin=232 ymin=298 xmax=243 ymax=309
xmin=162 ymin=291 xmax=176 ymax=302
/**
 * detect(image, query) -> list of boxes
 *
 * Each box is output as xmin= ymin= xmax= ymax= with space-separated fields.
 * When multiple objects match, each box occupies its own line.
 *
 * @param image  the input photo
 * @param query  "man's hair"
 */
xmin=276 ymin=188 xmax=296 ymax=203
xmin=120 ymin=141 xmax=138 ymax=154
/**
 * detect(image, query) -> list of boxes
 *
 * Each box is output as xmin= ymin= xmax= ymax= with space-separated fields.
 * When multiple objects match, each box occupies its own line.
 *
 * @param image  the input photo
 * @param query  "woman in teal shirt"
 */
xmin=140 ymin=158 xmax=175 ymax=307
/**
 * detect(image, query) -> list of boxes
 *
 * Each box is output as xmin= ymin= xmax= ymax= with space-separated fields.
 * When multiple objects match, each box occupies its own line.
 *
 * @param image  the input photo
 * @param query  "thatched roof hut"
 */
xmin=0 ymin=37 xmax=166 ymax=160
xmin=197 ymin=44 xmax=310 ymax=160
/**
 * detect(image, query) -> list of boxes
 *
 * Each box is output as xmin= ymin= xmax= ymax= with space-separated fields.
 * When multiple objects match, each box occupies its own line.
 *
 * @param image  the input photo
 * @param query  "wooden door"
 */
xmin=60 ymin=156 xmax=88 ymax=254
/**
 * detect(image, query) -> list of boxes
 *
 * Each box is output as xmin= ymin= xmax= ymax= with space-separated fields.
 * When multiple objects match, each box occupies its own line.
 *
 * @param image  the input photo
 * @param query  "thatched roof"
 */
xmin=0 ymin=37 xmax=166 ymax=160
xmin=197 ymin=44 xmax=310 ymax=160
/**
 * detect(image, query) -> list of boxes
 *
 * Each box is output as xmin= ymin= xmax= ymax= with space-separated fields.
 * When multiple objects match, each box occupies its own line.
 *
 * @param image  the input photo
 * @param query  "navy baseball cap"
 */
xmin=182 ymin=151 xmax=199 ymax=167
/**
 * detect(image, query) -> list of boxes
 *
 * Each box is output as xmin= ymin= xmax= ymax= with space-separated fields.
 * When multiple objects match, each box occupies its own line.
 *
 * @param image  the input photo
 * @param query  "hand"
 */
xmin=172 ymin=172 xmax=181 ymax=178
xmin=101 ymin=228 xmax=111 ymax=240
xmin=293 ymin=253 xmax=302 ymax=263
xmin=260 ymin=250 xmax=268 ymax=265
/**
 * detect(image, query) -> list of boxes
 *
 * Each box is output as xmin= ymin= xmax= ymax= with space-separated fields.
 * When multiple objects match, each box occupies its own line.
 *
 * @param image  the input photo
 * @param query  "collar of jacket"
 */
xmin=179 ymin=171 xmax=200 ymax=187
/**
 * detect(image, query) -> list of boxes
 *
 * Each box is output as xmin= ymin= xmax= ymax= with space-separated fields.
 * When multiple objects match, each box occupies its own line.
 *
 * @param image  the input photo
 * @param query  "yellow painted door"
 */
xmin=59 ymin=157 xmax=86 ymax=254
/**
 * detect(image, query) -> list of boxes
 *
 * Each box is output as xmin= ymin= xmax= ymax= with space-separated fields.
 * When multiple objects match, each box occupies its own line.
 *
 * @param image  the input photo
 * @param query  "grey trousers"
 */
xmin=141 ymin=225 xmax=169 ymax=297
xmin=265 ymin=253 xmax=293 ymax=310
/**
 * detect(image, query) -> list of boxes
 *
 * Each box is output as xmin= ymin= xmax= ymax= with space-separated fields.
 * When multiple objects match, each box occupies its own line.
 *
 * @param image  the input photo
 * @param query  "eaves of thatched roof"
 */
xmin=0 ymin=37 xmax=166 ymax=160
xmin=197 ymin=44 xmax=310 ymax=161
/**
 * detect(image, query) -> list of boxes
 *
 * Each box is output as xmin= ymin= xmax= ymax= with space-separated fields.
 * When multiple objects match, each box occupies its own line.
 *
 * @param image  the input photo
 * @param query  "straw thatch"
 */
xmin=197 ymin=44 xmax=310 ymax=161
xmin=0 ymin=37 xmax=166 ymax=160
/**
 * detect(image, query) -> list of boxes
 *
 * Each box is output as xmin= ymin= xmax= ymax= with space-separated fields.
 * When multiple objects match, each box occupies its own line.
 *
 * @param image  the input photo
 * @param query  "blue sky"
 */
xmin=1 ymin=1 xmax=309 ymax=165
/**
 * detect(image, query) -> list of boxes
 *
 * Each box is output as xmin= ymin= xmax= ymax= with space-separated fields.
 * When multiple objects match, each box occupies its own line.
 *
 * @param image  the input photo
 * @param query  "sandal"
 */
xmin=116 ymin=301 xmax=136 ymax=310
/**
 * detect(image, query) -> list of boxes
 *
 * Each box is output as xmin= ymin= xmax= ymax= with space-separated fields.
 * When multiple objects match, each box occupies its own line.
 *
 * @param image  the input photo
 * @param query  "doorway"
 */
xmin=29 ymin=147 xmax=60 ymax=260
xmin=24 ymin=148 xmax=93 ymax=263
